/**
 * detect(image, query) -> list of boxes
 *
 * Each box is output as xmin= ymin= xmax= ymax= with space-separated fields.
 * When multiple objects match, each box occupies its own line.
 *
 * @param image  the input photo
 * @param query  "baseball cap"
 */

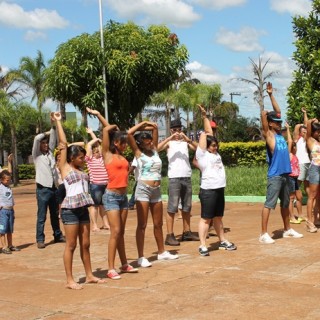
xmin=170 ymin=119 xmax=182 ymax=128
xmin=210 ymin=120 xmax=217 ymax=128
xmin=267 ymin=111 xmax=282 ymax=122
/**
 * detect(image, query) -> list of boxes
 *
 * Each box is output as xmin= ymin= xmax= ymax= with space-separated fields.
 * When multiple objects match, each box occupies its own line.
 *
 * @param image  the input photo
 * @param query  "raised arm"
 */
xmin=86 ymin=107 xmax=109 ymax=127
xmin=261 ymin=110 xmax=269 ymax=139
xmin=180 ymin=131 xmax=197 ymax=151
xmin=7 ymin=154 xmax=13 ymax=174
xmin=302 ymin=107 xmax=308 ymax=126
xmin=285 ymin=122 xmax=293 ymax=153
xmin=157 ymin=134 xmax=174 ymax=152
xmin=52 ymin=112 xmax=68 ymax=175
xmin=266 ymin=82 xmax=281 ymax=114
xmin=102 ymin=124 xmax=118 ymax=161
xmin=32 ymin=130 xmax=51 ymax=158
xmin=293 ymin=124 xmax=302 ymax=142
xmin=197 ymin=104 xmax=213 ymax=135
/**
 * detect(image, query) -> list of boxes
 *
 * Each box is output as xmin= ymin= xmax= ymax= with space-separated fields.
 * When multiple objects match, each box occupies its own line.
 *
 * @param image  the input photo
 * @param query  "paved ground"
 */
xmin=1 ymin=180 xmax=320 ymax=320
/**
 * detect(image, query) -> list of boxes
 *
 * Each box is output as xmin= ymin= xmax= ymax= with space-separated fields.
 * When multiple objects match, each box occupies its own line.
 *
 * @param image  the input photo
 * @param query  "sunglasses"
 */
xmin=171 ymin=128 xmax=181 ymax=132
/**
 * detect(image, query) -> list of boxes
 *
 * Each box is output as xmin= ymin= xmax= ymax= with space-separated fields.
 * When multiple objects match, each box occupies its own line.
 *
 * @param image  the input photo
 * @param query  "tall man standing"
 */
xmin=259 ymin=82 xmax=303 ymax=244
xmin=32 ymin=118 xmax=65 ymax=249
xmin=158 ymin=119 xmax=199 ymax=246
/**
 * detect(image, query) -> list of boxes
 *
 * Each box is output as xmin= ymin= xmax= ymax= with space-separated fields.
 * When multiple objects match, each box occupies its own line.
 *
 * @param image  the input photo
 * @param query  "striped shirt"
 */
xmin=85 ymin=155 xmax=108 ymax=185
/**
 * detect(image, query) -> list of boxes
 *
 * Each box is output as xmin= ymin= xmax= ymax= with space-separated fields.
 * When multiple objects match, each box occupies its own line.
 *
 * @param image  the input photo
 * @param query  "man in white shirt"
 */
xmin=158 ymin=119 xmax=199 ymax=246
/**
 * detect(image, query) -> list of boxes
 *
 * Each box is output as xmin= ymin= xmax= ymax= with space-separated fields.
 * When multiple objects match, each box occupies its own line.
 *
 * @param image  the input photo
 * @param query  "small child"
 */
xmin=0 ymin=155 xmax=20 ymax=254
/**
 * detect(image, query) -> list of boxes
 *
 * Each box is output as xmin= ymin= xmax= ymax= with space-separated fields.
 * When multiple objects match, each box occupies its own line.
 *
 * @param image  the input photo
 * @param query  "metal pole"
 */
xmin=99 ymin=0 xmax=109 ymax=122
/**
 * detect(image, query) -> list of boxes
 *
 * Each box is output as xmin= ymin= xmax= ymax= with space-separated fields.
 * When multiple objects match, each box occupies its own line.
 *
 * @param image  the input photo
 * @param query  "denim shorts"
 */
xmin=298 ymin=163 xmax=310 ymax=181
xmin=102 ymin=190 xmax=128 ymax=211
xmin=135 ymin=181 xmax=161 ymax=203
xmin=0 ymin=208 xmax=14 ymax=234
xmin=199 ymin=188 xmax=225 ymax=219
xmin=61 ymin=207 xmax=90 ymax=225
xmin=89 ymin=183 xmax=106 ymax=206
xmin=308 ymin=164 xmax=320 ymax=185
xmin=167 ymin=178 xmax=192 ymax=213
xmin=288 ymin=176 xmax=299 ymax=193
xmin=264 ymin=175 xmax=290 ymax=209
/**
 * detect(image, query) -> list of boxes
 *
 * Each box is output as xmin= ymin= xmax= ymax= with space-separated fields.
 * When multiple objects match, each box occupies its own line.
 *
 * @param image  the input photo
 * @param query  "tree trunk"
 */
xmin=11 ymin=127 xmax=19 ymax=186
xmin=59 ymin=101 xmax=66 ymax=121
xmin=165 ymin=102 xmax=171 ymax=137
xmin=81 ymin=108 xmax=88 ymax=128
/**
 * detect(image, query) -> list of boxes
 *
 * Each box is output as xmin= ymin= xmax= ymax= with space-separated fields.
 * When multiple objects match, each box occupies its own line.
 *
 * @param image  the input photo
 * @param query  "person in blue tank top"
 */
xmin=259 ymin=82 xmax=303 ymax=244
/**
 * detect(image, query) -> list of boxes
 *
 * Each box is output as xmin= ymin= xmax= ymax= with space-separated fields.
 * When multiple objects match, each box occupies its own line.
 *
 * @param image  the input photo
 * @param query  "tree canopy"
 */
xmin=46 ymin=20 xmax=189 ymax=128
xmin=287 ymin=0 xmax=320 ymax=123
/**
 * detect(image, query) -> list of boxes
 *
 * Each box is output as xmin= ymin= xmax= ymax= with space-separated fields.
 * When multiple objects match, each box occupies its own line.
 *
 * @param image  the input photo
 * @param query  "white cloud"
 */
xmin=270 ymin=0 xmax=312 ymax=16
xmin=215 ymin=27 xmax=266 ymax=52
xmin=106 ymin=0 xmax=201 ymax=27
xmin=189 ymin=0 xmax=247 ymax=10
xmin=0 ymin=2 xmax=69 ymax=29
xmin=24 ymin=30 xmax=47 ymax=41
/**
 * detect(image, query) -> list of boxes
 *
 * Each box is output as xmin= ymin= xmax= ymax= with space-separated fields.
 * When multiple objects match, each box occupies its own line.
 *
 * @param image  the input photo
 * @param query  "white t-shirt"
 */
xmin=167 ymin=140 xmax=192 ymax=178
xmin=196 ymin=147 xmax=226 ymax=189
xmin=296 ymin=136 xmax=310 ymax=164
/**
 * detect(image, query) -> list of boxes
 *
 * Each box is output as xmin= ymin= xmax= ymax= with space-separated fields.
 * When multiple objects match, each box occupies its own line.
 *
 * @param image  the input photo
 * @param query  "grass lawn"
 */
xmin=128 ymin=165 xmax=268 ymax=196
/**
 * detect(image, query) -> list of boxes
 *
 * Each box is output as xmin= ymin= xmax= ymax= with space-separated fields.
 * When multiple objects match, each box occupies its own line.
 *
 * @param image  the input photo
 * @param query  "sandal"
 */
xmin=9 ymin=246 xmax=21 ymax=251
xmin=2 ymin=247 xmax=12 ymax=254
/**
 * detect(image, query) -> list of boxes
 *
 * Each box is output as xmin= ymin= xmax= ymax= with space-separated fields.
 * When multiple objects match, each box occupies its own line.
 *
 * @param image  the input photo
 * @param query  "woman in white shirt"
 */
xmin=196 ymin=131 xmax=237 ymax=256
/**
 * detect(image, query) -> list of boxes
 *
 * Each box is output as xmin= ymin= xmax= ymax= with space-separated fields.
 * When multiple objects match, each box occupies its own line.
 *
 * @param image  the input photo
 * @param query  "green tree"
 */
xmin=287 ymin=0 xmax=320 ymax=124
xmin=46 ymin=21 xmax=189 ymax=128
xmin=14 ymin=50 xmax=47 ymax=132
xmin=0 ymin=93 xmax=39 ymax=184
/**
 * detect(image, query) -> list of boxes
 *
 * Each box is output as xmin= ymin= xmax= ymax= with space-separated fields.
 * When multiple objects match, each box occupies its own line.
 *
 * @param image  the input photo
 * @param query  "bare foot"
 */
xmin=66 ymin=282 xmax=83 ymax=290
xmin=85 ymin=276 xmax=107 ymax=284
xmin=100 ymin=226 xmax=110 ymax=230
xmin=92 ymin=227 xmax=101 ymax=232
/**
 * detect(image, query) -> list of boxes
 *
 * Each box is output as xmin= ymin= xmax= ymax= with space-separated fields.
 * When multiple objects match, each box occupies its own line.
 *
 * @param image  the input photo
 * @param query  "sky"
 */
xmin=0 ymin=0 xmax=313 ymax=130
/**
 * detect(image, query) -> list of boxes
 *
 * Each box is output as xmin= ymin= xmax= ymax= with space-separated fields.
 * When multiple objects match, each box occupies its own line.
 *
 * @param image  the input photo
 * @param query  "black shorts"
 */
xmin=199 ymin=187 xmax=225 ymax=219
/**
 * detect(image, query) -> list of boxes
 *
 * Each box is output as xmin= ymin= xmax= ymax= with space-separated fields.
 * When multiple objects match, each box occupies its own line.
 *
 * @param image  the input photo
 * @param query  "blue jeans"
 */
xmin=36 ymin=185 xmax=63 ymax=243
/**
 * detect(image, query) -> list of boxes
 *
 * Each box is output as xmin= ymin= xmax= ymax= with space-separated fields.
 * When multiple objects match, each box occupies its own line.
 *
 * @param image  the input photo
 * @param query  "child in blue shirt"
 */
xmin=0 ymin=154 xmax=20 ymax=254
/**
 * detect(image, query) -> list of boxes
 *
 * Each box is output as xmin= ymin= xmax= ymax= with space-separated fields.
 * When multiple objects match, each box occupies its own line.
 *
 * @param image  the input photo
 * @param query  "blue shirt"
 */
xmin=266 ymin=134 xmax=291 ymax=178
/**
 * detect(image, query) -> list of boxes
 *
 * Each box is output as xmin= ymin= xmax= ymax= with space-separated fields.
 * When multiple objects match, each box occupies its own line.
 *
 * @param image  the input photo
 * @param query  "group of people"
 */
xmin=259 ymin=82 xmax=320 ymax=244
xmin=4 ymin=81 xmax=316 ymax=289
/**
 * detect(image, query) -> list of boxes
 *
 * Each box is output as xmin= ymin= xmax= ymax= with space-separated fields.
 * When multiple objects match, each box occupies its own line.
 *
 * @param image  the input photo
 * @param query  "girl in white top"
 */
xmin=128 ymin=121 xmax=178 ymax=268
xmin=196 ymin=118 xmax=236 ymax=256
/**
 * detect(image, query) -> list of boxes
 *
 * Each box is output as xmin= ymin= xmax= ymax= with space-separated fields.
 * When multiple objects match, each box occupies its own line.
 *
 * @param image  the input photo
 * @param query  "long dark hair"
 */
xmin=109 ymin=131 xmax=127 ymax=154
xmin=66 ymin=145 xmax=86 ymax=163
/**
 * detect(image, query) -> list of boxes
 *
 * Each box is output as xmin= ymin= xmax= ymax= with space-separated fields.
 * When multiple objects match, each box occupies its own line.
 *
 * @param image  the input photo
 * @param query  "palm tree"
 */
xmin=15 ymin=50 xmax=47 ymax=132
xmin=234 ymin=55 xmax=278 ymax=114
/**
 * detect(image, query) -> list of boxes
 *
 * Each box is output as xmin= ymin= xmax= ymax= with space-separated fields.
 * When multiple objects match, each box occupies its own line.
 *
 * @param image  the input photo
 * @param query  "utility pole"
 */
xmin=230 ymin=92 xmax=241 ymax=104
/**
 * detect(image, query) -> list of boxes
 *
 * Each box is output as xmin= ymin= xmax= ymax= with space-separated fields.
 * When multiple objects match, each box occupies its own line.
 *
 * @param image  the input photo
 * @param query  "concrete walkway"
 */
xmin=1 ymin=181 xmax=320 ymax=320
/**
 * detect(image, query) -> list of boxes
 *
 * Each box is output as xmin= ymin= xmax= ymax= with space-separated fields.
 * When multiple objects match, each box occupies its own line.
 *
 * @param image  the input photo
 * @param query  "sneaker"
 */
xmin=218 ymin=240 xmax=237 ymax=251
xmin=37 ymin=242 xmax=46 ymax=249
xmin=9 ymin=246 xmax=21 ymax=252
xmin=165 ymin=233 xmax=180 ymax=246
xmin=283 ymin=228 xmax=303 ymax=238
xmin=181 ymin=231 xmax=200 ymax=241
xmin=259 ymin=233 xmax=275 ymax=244
xmin=157 ymin=251 xmax=179 ymax=261
xmin=107 ymin=269 xmax=121 ymax=280
xmin=2 ymin=247 xmax=12 ymax=254
xmin=137 ymin=257 xmax=152 ymax=268
xmin=296 ymin=216 xmax=306 ymax=222
xmin=306 ymin=221 xmax=318 ymax=233
xmin=120 ymin=264 xmax=138 ymax=273
xmin=290 ymin=219 xmax=301 ymax=224
xmin=198 ymin=246 xmax=209 ymax=256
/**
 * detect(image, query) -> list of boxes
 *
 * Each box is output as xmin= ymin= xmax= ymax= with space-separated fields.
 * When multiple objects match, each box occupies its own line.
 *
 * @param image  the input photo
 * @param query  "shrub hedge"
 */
xmin=17 ymin=141 xmax=267 ymax=180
